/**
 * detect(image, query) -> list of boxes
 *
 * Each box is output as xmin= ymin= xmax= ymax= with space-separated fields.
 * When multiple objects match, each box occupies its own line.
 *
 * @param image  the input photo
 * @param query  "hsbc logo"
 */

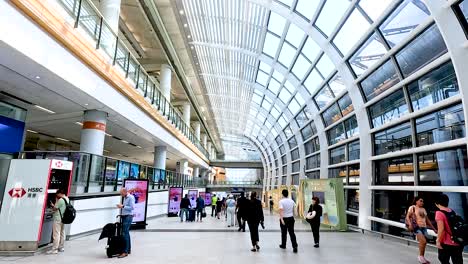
xmin=8 ymin=188 xmax=26 ymax=198
xmin=54 ymin=160 xmax=63 ymax=168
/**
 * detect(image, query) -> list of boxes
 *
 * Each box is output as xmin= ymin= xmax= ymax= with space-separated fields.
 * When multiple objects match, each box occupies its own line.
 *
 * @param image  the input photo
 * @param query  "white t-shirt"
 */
xmin=279 ymin=198 xmax=295 ymax=217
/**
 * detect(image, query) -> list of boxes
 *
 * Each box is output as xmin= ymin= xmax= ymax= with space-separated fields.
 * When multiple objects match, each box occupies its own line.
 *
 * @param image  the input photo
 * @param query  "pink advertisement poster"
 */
xmin=204 ymin=193 xmax=211 ymax=206
xmin=168 ymin=187 xmax=183 ymax=215
xmin=124 ymin=179 xmax=149 ymax=223
xmin=188 ymin=190 xmax=198 ymax=208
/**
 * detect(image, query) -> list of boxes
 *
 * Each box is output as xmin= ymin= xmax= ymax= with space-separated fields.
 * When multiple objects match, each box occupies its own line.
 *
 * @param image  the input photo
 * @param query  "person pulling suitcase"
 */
xmin=116 ymin=188 xmax=135 ymax=258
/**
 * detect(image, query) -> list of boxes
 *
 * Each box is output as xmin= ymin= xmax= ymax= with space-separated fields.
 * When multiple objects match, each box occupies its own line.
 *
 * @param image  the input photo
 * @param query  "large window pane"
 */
xmin=268 ymin=12 xmax=287 ymax=35
xmin=286 ymin=23 xmax=305 ymax=48
xmin=373 ymin=190 xmax=414 ymax=224
xmin=408 ymin=62 xmax=459 ymax=111
xmin=282 ymin=155 xmax=287 ymax=165
xmin=302 ymin=37 xmax=320 ymax=62
xmin=292 ymin=54 xmax=311 ymax=80
xmin=416 ymin=104 xmax=465 ymax=147
xmin=418 ymin=147 xmax=468 ymax=186
xmin=344 ymin=115 xmax=359 ymax=138
xmin=295 ymin=0 xmax=320 ymax=21
xmin=295 ymin=110 xmax=309 ymax=128
xmin=322 ymin=103 xmax=342 ymax=127
xmin=315 ymin=0 xmax=352 ymax=37
xmin=305 ymin=137 xmax=320 ymax=155
xmin=374 ymin=122 xmax=412 ymax=155
xmin=360 ymin=60 xmax=400 ymax=101
xmin=284 ymin=125 xmax=294 ymax=138
xmin=359 ymin=0 xmax=393 ymax=22
xmin=333 ymin=8 xmax=371 ymax=55
xmin=301 ymin=124 xmax=313 ymax=141
xmin=348 ymin=140 xmax=360 ymax=161
xmin=263 ymin=33 xmax=281 ymax=57
xmin=395 ymin=24 xmax=447 ymax=78
xmin=375 ymin=156 xmax=414 ymax=185
xmin=291 ymin=149 xmax=300 ymax=161
xmin=329 ymin=167 xmax=347 ymax=183
xmin=338 ymin=94 xmax=353 ymax=117
xmin=288 ymin=136 xmax=298 ymax=149
xmin=348 ymin=164 xmax=360 ymax=185
xmin=330 ymin=145 xmax=346 ymax=165
xmin=304 ymin=69 xmax=323 ymax=95
xmin=327 ymin=123 xmax=346 ymax=145
xmin=379 ymin=0 xmax=431 ymax=48
xmin=292 ymin=161 xmax=300 ymax=173
xmin=278 ymin=42 xmax=297 ymax=68
xmin=314 ymin=85 xmax=334 ymax=109
xmin=328 ymin=74 xmax=346 ymax=96
xmin=369 ymin=89 xmax=409 ymax=128
xmin=280 ymin=145 xmax=286 ymax=155
xmin=306 ymin=154 xmax=320 ymax=170
xmin=349 ymin=33 xmax=388 ymax=76
xmin=316 ymin=54 xmax=335 ymax=78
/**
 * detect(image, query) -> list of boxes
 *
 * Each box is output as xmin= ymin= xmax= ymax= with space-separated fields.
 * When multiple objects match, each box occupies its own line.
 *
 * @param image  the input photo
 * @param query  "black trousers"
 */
xmin=237 ymin=213 xmax=245 ymax=231
xmin=280 ymin=217 xmax=298 ymax=248
xmin=310 ymin=222 xmax=320 ymax=244
xmin=438 ymin=244 xmax=463 ymax=264
xmin=211 ymin=205 xmax=216 ymax=216
xmin=248 ymin=221 xmax=260 ymax=246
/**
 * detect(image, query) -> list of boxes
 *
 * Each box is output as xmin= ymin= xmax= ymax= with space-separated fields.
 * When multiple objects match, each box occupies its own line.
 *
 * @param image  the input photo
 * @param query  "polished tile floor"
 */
xmin=1 ymin=212 xmax=466 ymax=263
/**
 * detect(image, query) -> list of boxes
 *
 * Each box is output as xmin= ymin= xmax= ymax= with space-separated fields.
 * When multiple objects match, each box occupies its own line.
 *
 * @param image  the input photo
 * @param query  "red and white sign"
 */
xmin=51 ymin=159 xmax=73 ymax=170
xmin=8 ymin=187 xmax=26 ymax=198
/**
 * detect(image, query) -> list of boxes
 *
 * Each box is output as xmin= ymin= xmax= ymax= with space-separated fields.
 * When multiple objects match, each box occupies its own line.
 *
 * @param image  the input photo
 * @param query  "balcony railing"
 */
xmin=207 ymin=180 xmax=263 ymax=187
xmin=19 ymin=151 xmax=207 ymax=194
xmin=53 ymin=0 xmax=209 ymax=158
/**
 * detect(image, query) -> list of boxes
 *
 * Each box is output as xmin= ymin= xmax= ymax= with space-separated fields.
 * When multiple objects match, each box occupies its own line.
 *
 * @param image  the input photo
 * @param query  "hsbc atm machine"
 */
xmin=0 ymin=159 xmax=73 ymax=253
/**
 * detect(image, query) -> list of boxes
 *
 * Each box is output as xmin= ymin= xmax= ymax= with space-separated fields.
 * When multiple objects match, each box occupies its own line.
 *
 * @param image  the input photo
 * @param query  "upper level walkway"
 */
xmin=2 ymin=212 xmax=466 ymax=263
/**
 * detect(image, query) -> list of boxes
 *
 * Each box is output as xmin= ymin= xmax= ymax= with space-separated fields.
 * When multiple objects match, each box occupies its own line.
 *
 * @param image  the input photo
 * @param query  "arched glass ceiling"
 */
xmin=179 ymin=0 xmax=416 ymax=159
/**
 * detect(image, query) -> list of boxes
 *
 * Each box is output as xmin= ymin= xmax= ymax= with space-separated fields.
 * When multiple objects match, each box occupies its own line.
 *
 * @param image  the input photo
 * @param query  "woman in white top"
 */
xmin=226 ymin=195 xmax=236 ymax=227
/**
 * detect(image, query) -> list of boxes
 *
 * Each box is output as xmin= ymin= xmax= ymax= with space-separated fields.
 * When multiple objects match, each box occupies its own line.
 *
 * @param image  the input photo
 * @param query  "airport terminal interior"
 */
xmin=1 ymin=0 xmax=468 ymax=263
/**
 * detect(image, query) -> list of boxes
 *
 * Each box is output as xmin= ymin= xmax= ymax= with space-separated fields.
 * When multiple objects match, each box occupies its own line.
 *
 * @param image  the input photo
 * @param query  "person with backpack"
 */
xmin=116 ymin=187 xmax=135 ymax=258
xmin=435 ymin=194 xmax=465 ymax=264
xmin=405 ymin=196 xmax=437 ymax=264
xmin=48 ymin=189 xmax=70 ymax=254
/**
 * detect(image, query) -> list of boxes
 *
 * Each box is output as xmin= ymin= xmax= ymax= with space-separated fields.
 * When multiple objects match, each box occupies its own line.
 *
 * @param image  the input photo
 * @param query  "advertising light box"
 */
xmin=124 ymin=179 xmax=149 ymax=228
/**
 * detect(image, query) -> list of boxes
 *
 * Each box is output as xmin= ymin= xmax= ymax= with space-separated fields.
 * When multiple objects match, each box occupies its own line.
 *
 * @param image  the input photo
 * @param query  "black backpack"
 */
xmin=60 ymin=198 xmax=76 ymax=224
xmin=441 ymin=210 xmax=468 ymax=245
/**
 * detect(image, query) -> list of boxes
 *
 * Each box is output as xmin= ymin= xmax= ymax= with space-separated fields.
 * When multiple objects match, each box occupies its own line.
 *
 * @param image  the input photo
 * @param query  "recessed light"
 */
xmin=179 ymin=10 xmax=184 ymax=15
xmin=187 ymin=35 xmax=191 ymax=39
xmin=105 ymin=133 xmax=112 ymax=137
xmin=191 ymin=46 xmax=194 ymax=49
xmin=184 ymin=23 xmax=188 ymax=27
xmin=34 ymin=105 xmax=55 ymax=114
xmin=103 ymin=150 xmax=110 ymax=153
xmin=136 ymin=146 xmax=142 ymax=149
xmin=27 ymin=129 xmax=38 ymax=134
xmin=121 ymin=140 xmax=129 ymax=144
xmin=84 ymin=103 xmax=89 ymax=106
xmin=35 ymin=76 xmax=41 ymax=79
xmin=75 ymin=122 xmax=83 ymax=126
xmin=56 ymin=137 xmax=70 ymax=142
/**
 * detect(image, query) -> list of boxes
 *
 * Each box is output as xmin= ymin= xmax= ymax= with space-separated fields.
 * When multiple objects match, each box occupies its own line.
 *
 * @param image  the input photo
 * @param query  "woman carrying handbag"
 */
xmin=306 ymin=197 xmax=322 ymax=248
xmin=405 ymin=196 xmax=437 ymax=264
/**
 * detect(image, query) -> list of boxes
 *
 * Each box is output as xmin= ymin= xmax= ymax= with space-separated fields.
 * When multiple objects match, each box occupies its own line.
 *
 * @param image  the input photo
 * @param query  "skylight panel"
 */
xmin=272 ymin=70 xmax=284 ymax=82
xmin=315 ymin=0 xmax=351 ymax=37
xmin=271 ymin=105 xmax=281 ymax=118
xmin=262 ymin=98 xmax=272 ymax=110
xmin=279 ymin=88 xmax=292 ymax=104
xmin=316 ymin=54 xmax=335 ymax=78
xmin=295 ymin=0 xmax=321 ymax=21
xmin=359 ymin=0 xmax=393 ymax=22
xmin=263 ymin=33 xmax=281 ymax=57
xmin=278 ymin=114 xmax=288 ymax=128
xmin=328 ymin=74 xmax=346 ymax=96
xmin=268 ymin=12 xmax=287 ymax=36
xmin=333 ymin=8 xmax=370 ymax=55
xmin=276 ymin=0 xmax=294 ymax=7
xmin=256 ymin=71 xmax=269 ymax=86
xmin=291 ymin=54 xmax=311 ymax=80
xmin=278 ymin=42 xmax=297 ymax=68
xmin=268 ymin=78 xmax=281 ymax=94
xmin=284 ymin=80 xmax=296 ymax=93
xmin=295 ymin=93 xmax=305 ymax=105
xmin=348 ymin=33 xmax=387 ymax=76
xmin=288 ymin=98 xmax=301 ymax=114
xmin=252 ymin=94 xmax=262 ymax=105
xmin=303 ymin=69 xmax=323 ymax=94
xmin=285 ymin=23 xmax=305 ymax=47
xmin=302 ymin=37 xmax=320 ymax=62
xmin=259 ymin=61 xmax=272 ymax=73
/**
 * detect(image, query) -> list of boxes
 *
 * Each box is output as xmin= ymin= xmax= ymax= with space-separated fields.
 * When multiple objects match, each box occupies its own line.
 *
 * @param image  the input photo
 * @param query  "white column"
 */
xmin=193 ymin=166 xmax=200 ymax=178
xmin=182 ymin=102 xmax=191 ymax=126
xmin=99 ymin=0 xmax=121 ymax=33
xmin=80 ymin=110 xmax=107 ymax=155
xmin=193 ymin=122 xmax=201 ymax=140
xmin=160 ymin=64 xmax=172 ymax=101
xmin=207 ymin=142 xmax=212 ymax=155
xmin=153 ymin=146 xmax=167 ymax=170
xmin=202 ymin=134 xmax=207 ymax=149
xmin=177 ymin=159 xmax=188 ymax=175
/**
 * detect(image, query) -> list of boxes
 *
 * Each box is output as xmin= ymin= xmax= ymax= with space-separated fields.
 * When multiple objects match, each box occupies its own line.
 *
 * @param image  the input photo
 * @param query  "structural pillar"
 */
xmin=176 ymin=159 xmax=189 ymax=175
xmin=193 ymin=166 xmax=200 ymax=178
xmin=193 ymin=122 xmax=201 ymax=140
xmin=80 ymin=110 xmax=107 ymax=155
xmin=207 ymin=142 xmax=212 ymax=159
xmin=182 ymin=102 xmax=191 ymax=126
xmin=160 ymin=64 xmax=172 ymax=101
xmin=99 ymin=0 xmax=121 ymax=33
xmin=202 ymin=134 xmax=207 ymax=149
xmin=153 ymin=146 xmax=167 ymax=170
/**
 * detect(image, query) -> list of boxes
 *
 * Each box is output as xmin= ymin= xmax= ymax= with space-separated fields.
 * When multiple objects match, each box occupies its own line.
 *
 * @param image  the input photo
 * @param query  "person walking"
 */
xmin=47 ymin=189 xmax=69 ymax=254
xmin=196 ymin=195 xmax=205 ymax=222
xmin=236 ymin=193 xmax=247 ymax=232
xmin=246 ymin=192 xmax=264 ymax=252
xmin=435 ymin=194 xmax=464 ymax=264
xmin=307 ymin=197 xmax=323 ymax=248
xmin=226 ymin=195 xmax=236 ymax=227
xmin=180 ymin=194 xmax=191 ymax=222
xmin=216 ymin=197 xmax=223 ymax=219
xmin=279 ymin=189 xmax=298 ymax=253
xmin=211 ymin=194 xmax=218 ymax=217
xmin=269 ymin=196 xmax=274 ymax=214
xmin=116 ymin=188 xmax=135 ymax=258
xmin=405 ymin=196 xmax=436 ymax=263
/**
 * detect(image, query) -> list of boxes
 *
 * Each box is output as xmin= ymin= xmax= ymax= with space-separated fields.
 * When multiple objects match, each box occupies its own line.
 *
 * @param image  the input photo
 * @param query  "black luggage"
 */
xmin=99 ymin=222 xmax=125 ymax=258
xmin=188 ymin=209 xmax=196 ymax=222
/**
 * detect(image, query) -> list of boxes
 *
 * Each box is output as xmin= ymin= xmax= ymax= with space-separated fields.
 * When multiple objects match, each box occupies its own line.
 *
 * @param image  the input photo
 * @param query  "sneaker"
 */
xmin=279 ymin=245 xmax=286 ymax=249
xmin=293 ymin=248 xmax=298 ymax=253
xmin=418 ymin=256 xmax=427 ymax=263
xmin=314 ymin=244 xmax=319 ymax=248
xmin=58 ymin=248 xmax=65 ymax=253
xmin=46 ymin=250 xmax=58 ymax=255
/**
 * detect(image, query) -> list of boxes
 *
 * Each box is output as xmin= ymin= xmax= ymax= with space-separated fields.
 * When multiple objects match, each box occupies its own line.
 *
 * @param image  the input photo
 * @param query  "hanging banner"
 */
xmin=123 ymin=179 xmax=149 ymax=229
xmin=298 ymin=178 xmax=347 ymax=231
xmin=188 ymin=190 xmax=198 ymax=208
xmin=204 ymin=192 xmax=211 ymax=207
xmin=168 ymin=187 xmax=183 ymax=216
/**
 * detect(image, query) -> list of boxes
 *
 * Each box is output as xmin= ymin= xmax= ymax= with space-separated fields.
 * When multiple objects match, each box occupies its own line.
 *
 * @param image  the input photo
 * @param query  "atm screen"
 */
xmin=48 ymin=169 xmax=71 ymax=193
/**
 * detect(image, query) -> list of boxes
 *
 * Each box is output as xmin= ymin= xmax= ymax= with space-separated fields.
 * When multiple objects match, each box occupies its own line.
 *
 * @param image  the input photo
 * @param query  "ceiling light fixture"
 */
xmin=187 ymin=35 xmax=191 ymax=39
xmin=34 ymin=105 xmax=56 ymax=114
xmin=136 ymin=146 xmax=142 ymax=149
xmin=105 ymin=133 xmax=112 ymax=137
xmin=103 ymin=150 xmax=110 ymax=153
xmin=121 ymin=140 xmax=129 ymax=144
xmin=75 ymin=122 xmax=83 ymax=126
xmin=56 ymin=137 xmax=70 ymax=142
xmin=179 ymin=10 xmax=184 ymax=15
xmin=35 ymin=76 xmax=41 ymax=79
xmin=184 ymin=23 xmax=188 ymax=27
xmin=27 ymin=129 xmax=38 ymax=134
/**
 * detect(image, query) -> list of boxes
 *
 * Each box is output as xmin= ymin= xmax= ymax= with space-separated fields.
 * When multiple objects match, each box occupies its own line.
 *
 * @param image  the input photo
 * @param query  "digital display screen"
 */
xmin=0 ymin=115 xmax=25 ymax=153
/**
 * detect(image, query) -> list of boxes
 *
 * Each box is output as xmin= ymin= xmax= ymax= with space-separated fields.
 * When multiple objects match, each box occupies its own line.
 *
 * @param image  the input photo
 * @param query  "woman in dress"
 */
xmin=246 ymin=192 xmax=264 ymax=252
xmin=405 ymin=196 xmax=437 ymax=264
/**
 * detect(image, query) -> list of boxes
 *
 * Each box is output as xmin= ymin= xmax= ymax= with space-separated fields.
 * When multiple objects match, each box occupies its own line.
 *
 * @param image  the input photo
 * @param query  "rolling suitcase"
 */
xmin=99 ymin=219 xmax=125 ymax=258
xmin=187 ymin=209 xmax=196 ymax=222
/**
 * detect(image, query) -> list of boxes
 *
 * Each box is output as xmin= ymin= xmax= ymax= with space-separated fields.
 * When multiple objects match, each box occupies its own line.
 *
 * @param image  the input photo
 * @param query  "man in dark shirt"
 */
xmin=180 ymin=194 xmax=191 ymax=222
xmin=236 ymin=193 xmax=247 ymax=232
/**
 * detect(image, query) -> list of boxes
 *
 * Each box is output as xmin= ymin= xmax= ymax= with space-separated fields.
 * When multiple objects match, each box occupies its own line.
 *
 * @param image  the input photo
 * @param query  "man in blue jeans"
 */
xmin=117 ymin=188 xmax=135 ymax=258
